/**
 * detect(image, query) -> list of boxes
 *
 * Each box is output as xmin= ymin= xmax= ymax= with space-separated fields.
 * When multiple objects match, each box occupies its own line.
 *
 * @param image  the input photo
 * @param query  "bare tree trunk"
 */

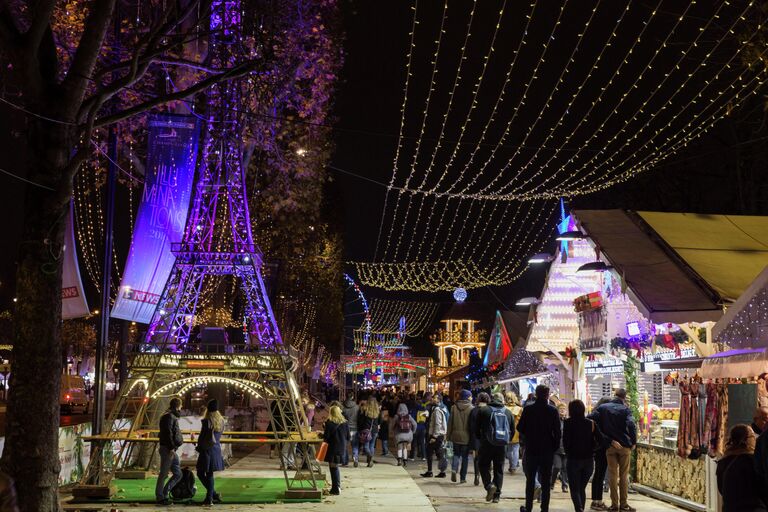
xmin=0 ymin=118 xmax=75 ymax=512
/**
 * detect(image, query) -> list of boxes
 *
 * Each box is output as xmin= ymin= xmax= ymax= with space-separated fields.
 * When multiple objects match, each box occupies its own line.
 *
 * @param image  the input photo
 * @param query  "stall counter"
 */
xmin=635 ymin=442 xmax=706 ymax=511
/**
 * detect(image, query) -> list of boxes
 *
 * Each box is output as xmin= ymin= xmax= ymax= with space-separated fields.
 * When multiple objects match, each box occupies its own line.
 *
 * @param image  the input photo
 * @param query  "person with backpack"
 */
xmin=505 ymin=391 xmax=523 ymax=474
xmin=342 ymin=395 xmax=360 ymax=467
xmin=421 ymin=393 xmax=448 ymax=478
xmin=517 ymin=385 xmax=561 ymax=512
xmin=474 ymin=392 xmax=514 ymax=503
xmin=447 ymin=389 xmax=474 ymax=484
xmin=323 ymin=405 xmax=350 ymax=495
xmin=156 ymin=397 xmax=184 ymax=505
xmin=394 ymin=403 xmax=417 ymax=467
xmin=588 ymin=396 xmax=611 ymax=511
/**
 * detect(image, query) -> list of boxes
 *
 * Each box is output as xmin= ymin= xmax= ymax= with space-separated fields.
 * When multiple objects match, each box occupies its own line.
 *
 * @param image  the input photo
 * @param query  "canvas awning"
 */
xmin=711 ymin=265 xmax=768 ymax=349
xmin=574 ymin=210 xmax=768 ymax=324
xmin=638 ymin=212 xmax=768 ymax=302
xmin=700 ymin=348 xmax=768 ymax=379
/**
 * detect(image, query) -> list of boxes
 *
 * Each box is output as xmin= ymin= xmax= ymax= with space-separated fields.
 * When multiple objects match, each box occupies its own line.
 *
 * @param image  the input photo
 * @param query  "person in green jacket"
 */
xmin=447 ymin=389 xmax=474 ymax=483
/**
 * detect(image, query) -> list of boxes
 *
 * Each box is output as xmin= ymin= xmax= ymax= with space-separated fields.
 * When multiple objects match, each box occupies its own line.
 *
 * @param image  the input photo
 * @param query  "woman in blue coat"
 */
xmin=196 ymin=399 xmax=226 ymax=505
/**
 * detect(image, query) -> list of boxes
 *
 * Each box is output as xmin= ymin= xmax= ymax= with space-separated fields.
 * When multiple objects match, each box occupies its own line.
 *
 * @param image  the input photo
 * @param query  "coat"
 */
xmin=468 ymin=404 xmax=487 ymax=450
xmin=428 ymin=403 xmax=447 ymax=437
xmin=322 ymin=420 xmax=350 ymax=464
xmin=159 ymin=410 xmax=183 ymax=449
xmin=717 ymin=451 xmax=768 ymax=512
xmin=342 ymin=399 xmax=360 ymax=432
xmin=507 ymin=404 xmax=523 ymax=444
xmin=196 ymin=419 xmax=225 ymax=473
xmin=446 ymin=400 xmax=474 ymax=445
xmin=394 ymin=403 xmax=417 ymax=443
xmin=563 ymin=417 xmax=598 ymax=460
xmin=593 ymin=398 xmax=637 ymax=448
xmin=474 ymin=399 xmax=515 ymax=448
xmin=516 ymin=398 xmax=561 ymax=456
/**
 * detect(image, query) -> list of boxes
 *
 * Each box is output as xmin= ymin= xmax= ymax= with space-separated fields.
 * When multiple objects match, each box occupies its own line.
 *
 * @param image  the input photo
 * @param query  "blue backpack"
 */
xmin=486 ymin=406 xmax=510 ymax=446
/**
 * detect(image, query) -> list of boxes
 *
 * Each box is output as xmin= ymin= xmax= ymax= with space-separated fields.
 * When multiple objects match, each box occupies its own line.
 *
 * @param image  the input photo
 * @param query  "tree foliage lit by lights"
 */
xmin=247 ymin=0 xmax=344 ymax=353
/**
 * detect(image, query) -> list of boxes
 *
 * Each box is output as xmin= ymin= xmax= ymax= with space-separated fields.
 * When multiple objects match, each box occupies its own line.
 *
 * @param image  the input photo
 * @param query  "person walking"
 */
xmin=196 ymin=399 xmax=225 ymax=506
xmin=322 ymin=405 xmax=350 ymax=495
xmin=564 ymin=400 xmax=601 ymax=512
xmin=394 ymin=403 xmax=417 ymax=467
xmin=469 ymin=392 xmax=490 ymax=486
xmin=342 ymin=395 xmax=360 ymax=467
xmin=378 ymin=408 xmax=390 ymax=456
xmin=517 ymin=385 xmax=561 ymax=512
xmin=410 ymin=394 xmax=429 ymax=460
xmin=588 ymin=397 xmax=611 ymax=511
xmin=421 ymin=393 xmax=448 ymax=478
xmin=156 ymin=397 xmax=184 ymax=505
xmin=357 ymin=396 xmax=381 ymax=467
xmin=505 ymin=391 xmax=523 ymax=474
xmin=717 ymin=424 xmax=767 ymax=511
xmin=592 ymin=389 xmax=637 ymax=512
xmin=551 ymin=404 xmax=569 ymax=493
xmin=475 ymin=392 xmax=514 ymax=503
xmin=447 ymin=389 xmax=474 ymax=483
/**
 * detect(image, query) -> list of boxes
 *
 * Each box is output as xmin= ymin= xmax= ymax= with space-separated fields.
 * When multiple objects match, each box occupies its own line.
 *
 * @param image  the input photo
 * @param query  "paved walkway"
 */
xmin=60 ymin=449 xmax=685 ymax=512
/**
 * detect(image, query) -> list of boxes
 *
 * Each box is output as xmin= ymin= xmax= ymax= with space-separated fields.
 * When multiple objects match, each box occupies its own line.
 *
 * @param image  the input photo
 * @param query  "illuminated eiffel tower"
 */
xmin=75 ymin=0 xmax=321 ymax=499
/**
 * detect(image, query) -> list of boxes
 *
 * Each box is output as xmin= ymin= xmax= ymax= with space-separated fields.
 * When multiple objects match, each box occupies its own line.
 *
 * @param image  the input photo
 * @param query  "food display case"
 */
xmin=647 ymin=409 xmax=679 ymax=449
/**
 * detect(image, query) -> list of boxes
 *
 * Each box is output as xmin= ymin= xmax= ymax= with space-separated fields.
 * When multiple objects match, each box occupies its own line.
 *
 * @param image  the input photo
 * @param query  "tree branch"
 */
xmin=23 ymin=0 xmax=56 ymax=58
xmin=93 ymin=60 xmax=259 ymax=128
xmin=61 ymin=0 xmax=116 ymax=115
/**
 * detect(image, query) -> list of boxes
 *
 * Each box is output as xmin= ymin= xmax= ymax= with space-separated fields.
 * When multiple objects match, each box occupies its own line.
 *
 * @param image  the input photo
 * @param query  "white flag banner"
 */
xmin=62 ymin=205 xmax=90 ymax=320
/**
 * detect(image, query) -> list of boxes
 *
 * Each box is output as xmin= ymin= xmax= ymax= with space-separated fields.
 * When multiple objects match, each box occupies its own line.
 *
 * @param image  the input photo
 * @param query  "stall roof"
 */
xmin=575 ymin=210 xmax=721 ymax=323
xmin=711 ymin=265 xmax=768 ymax=349
xmin=499 ymin=310 xmax=532 ymax=348
xmin=638 ymin=212 xmax=768 ymax=302
xmin=574 ymin=210 xmax=768 ymax=323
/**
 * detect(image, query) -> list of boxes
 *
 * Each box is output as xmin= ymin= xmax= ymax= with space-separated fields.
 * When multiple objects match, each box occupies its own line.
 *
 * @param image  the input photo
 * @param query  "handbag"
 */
xmin=316 ymin=441 xmax=329 ymax=462
xmin=359 ymin=429 xmax=372 ymax=443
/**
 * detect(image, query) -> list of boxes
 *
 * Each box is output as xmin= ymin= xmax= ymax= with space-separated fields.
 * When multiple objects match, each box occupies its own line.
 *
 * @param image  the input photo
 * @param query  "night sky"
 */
xmin=329 ymin=0 xmax=768 ymax=351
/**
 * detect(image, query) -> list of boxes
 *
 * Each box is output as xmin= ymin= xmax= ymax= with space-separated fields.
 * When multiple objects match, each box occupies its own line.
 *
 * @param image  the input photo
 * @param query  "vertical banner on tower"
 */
xmin=111 ymin=114 xmax=200 ymax=323
xmin=62 ymin=205 xmax=90 ymax=319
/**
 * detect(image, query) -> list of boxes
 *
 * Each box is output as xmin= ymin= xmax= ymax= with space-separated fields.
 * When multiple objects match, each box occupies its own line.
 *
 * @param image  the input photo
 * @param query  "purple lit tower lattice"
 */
xmin=144 ymin=0 xmax=281 ymax=352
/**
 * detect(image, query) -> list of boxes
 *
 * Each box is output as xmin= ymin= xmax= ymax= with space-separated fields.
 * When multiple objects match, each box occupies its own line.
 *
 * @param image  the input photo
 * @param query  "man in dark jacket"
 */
xmin=156 ymin=397 xmax=184 ymax=504
xmin=592 ymin=389 xmax=637 ymax=512
xmin=475 ymin=392 xmax=515 ymax=503
xmin=469 ymin=392 xmax=490 ymax=486
xmin=516 ymin=385 xmax=561 ymax=512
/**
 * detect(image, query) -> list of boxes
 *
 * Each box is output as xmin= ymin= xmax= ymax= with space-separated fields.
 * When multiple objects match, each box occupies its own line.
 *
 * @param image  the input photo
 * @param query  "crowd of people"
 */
xmin=150 ymin=384 xmax=768 ymax=511
xmin=317 ymin=384 xmax=643 ymax=512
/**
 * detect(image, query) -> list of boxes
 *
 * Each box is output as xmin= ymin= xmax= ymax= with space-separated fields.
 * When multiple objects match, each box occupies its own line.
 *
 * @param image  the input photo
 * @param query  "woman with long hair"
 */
xmin=323 ymin=405 xmax=350 ymax=495
xmin=357 ymin=396 xmax=381 ymax=467
xmin=196 ymin=399 xmax=226 ymax=506
xmin=564 ymin=399 xmax=600 ymax=512
xmin=717 ymin=424 xmax=767 ymax=512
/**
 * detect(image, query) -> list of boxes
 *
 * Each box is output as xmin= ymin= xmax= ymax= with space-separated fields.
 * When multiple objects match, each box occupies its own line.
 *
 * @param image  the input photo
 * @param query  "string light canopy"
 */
xmin=368 ymin=299 xmax=439 ymax=336
xmin=354 ymin=0 xmax=768 ymax=292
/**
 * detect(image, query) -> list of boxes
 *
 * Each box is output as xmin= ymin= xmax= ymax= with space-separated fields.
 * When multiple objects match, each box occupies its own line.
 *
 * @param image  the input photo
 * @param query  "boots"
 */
xmin=366 ymin=454 xmax=373 ymax=467
xmin=330 ymin=466 xmax=340 ymax=495
xmin=397 ymin=458 xmax=402 ymax=466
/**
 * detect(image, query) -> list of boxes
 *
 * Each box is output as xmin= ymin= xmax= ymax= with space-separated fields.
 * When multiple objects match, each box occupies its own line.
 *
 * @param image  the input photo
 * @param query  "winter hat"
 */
xmin=206 ymin=399 xmax=219 ymax=412
xmin=460 ymin=389 xmax=472 ymax=400
xmin=493 ymin=392 xmax=505 ymax=404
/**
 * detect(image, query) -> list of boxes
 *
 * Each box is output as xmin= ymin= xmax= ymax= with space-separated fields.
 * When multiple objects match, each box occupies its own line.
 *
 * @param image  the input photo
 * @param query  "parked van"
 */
xmin=60 ymin=374 xmax=89 ymax=414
